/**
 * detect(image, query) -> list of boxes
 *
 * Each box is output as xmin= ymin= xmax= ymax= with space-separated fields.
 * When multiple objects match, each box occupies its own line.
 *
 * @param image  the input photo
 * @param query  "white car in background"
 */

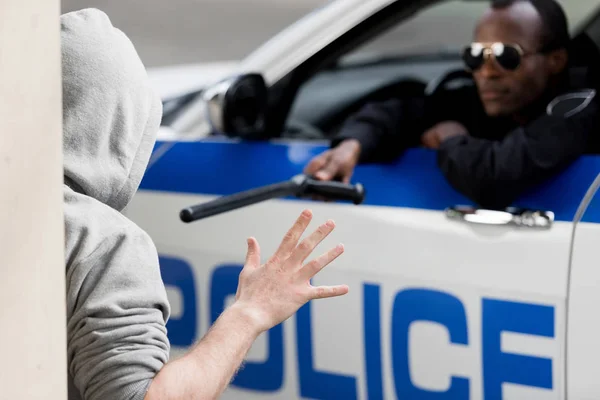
xmin=128 ymin=0 xmax=600 ymax=398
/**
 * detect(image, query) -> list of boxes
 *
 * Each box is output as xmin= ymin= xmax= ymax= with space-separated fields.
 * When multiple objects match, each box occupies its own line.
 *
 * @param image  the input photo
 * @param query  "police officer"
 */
xmin=304 ymin=0 xmax=600 ymax=209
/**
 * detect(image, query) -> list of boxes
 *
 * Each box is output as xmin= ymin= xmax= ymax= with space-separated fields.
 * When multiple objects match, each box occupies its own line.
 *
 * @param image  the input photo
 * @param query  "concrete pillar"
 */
xmin=0 ymin=0 xmax=66 ymax=399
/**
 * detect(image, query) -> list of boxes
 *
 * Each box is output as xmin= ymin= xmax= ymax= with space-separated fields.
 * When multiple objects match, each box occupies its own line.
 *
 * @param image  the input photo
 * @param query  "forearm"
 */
xmin=437 ymin=129 xmax=582 ymax=209
xmin=145 ymin=304 xmax=262 ymax=400
xmin=437 ymin=135 xmax=531 ymax=208
xmin=332 ymin=97 xmax=424 ymax=163
xmin=438 ymin=93 xmax=599 ymax=208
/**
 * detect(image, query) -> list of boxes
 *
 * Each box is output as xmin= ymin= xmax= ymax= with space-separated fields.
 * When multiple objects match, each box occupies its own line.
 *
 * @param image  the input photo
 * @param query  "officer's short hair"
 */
xmin=490 ymin=0 xmax=570 ymax=52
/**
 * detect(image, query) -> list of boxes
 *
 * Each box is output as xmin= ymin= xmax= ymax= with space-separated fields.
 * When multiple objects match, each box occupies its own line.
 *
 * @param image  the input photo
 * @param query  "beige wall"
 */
xmin=0 ymin=0 xmax=66 ymax=398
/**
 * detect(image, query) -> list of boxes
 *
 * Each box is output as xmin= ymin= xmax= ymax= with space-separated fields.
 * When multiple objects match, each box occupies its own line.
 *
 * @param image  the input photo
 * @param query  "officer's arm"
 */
xmin=437 ymin=90 xmax=599 ymax=209
xmin=331 ymin=95 xmax=427 ymax=163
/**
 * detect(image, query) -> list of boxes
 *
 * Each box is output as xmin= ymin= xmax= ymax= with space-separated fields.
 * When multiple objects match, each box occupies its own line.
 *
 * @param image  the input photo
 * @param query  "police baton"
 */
xmin=179 ymin=174 xmax=365 ymax=223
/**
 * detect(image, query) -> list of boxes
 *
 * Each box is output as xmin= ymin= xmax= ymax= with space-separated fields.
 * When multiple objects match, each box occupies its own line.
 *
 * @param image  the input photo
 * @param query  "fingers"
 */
xmin=270 ymin=209 xmax=313 ymax=263
xmin=244 ymin=237 xmax=261 ymax=268
xmin=299 ymin=244 xmax=344 ymax=281
xmin=307 ymin=150 xmax=341 ymax=181
xmin=304 ymin=151 xmax=331 ymax=176
xmin=421 ymin=130 xmax=439 ymax=150
xmin=306 ymin=148 xmax=355 ymax=192
xmin=314 ymin=158 xmax=340 ymax=181
xmin=420 ymin=129 xmax=433 ymax=147
xmin=288 ymin=219 xmax=336 ymax=265
xmin=341 ymin=171 xmax=352 ymax=184
xmin=309 ymin=284 xmax=350 ymax=300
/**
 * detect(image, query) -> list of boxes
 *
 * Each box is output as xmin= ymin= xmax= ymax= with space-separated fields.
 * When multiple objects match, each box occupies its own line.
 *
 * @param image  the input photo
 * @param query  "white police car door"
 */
xmin=125 ymin=138 xmax=600 ymax=400
xmin=565 ymin=169 xmax=600 ymax=400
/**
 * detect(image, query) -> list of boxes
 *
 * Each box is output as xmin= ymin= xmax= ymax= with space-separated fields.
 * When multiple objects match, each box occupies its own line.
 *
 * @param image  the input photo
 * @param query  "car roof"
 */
xmin=237 ymin=0 xmax=600 ymax=83
xmin=238 ymin=0 xmax=399 ymax=83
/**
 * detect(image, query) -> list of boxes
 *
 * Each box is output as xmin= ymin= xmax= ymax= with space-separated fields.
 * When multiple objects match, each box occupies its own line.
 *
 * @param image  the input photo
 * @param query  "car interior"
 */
xmin=266 ymin=0 xmax=600 ymax=142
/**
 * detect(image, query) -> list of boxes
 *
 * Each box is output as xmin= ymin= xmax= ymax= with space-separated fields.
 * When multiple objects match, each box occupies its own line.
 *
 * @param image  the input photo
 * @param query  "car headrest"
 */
xmin=568 ymin=32 xmax=600 ymax=90
xmin=569 ymin=32 xmax=600 ymax=68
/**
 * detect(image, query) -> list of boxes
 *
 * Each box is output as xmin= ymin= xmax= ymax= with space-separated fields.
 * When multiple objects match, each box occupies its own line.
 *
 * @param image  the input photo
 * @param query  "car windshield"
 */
xmin=340 ymin=0 xmax=600 ymax=64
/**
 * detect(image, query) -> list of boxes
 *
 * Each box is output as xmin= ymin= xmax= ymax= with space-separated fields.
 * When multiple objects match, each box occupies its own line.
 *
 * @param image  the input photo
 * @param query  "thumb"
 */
xmin=245 ymin=237 xmax=261 ymax=268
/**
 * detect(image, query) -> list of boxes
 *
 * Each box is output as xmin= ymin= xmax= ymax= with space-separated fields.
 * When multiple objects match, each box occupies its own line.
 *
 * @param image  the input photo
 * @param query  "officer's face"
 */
xmin=470 ymin=2 xmax=565 ymax=118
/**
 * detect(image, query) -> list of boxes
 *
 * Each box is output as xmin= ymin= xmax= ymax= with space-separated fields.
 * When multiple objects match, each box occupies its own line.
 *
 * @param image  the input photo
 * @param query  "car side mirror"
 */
xmin=203 ymin=73 xmax=268 ymax=139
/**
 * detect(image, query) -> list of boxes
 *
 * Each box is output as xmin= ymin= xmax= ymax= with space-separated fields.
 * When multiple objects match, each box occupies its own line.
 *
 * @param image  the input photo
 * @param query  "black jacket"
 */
xmin=331 ymin=67 xmax=600 ymax=209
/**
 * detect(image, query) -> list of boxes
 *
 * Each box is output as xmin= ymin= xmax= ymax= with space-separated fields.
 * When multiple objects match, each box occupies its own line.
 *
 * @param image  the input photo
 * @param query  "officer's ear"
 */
xmin=546 ymin=48 xmax=568 ymax=75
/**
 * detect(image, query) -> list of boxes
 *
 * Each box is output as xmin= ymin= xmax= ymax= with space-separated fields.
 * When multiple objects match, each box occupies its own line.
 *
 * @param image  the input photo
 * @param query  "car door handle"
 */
xmin=445 ymin=206 xmax=554 ymax=229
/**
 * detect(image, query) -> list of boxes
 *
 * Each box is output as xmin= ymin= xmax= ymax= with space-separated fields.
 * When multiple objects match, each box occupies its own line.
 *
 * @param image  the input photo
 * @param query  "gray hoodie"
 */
xmin=61 ymin=9 xmax=170 ymax=400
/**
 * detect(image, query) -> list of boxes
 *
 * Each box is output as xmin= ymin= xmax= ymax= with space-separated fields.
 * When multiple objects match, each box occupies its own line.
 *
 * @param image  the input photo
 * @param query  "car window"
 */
xmin=281 ymin=0 xmax=600 ymax=141
xmin=341 ymin=0 xmax=600 ymax=65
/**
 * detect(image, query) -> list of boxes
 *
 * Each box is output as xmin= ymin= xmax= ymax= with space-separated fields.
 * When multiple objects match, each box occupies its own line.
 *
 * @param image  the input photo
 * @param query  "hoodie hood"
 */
xmin=61 ymin=9 xmax=162 ymax=211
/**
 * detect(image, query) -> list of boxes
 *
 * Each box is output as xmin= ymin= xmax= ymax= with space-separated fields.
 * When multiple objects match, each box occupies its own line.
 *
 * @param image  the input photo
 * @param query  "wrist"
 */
xmin=223 ymin=302 xmax=269 ymax=338
xmin=339 ymin=139 xmax=361 ymax=162
xmin=439 ymin=133 xmax=467 ymax=147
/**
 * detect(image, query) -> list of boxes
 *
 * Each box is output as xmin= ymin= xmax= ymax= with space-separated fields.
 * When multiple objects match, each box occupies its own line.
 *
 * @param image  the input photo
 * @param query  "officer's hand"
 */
xmin=232 ymin=209 xmax=349 ymax=333
xmin=421 ymin=121 xmax=468 ymax=149
xmin=303 ymin=139 xmax=361 ymax=184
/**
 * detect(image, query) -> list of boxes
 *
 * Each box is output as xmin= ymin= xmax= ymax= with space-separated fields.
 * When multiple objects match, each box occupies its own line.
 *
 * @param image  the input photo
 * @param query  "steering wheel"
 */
xmin=425 ymin=68 xmax=474 ymax=99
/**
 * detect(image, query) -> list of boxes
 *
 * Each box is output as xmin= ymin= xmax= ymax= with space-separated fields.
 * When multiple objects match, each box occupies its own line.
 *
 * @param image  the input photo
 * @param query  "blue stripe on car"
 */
xmin=139 ymin=139 xmax=600 ymax=223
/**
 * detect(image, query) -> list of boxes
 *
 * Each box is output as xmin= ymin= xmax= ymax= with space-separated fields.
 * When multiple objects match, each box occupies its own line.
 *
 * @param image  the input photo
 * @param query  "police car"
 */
xmin=126 ymin=0 xmax=600 ymax=398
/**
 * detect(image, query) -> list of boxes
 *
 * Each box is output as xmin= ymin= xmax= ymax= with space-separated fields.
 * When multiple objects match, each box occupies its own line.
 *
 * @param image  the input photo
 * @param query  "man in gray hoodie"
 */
xmin=62 ymin=9 xmax=349 ymax=400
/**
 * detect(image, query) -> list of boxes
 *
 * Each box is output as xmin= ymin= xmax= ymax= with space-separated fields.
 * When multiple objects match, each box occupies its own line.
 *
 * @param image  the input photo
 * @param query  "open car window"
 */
xmin=283 ymin=0 xmax=600 ymax=140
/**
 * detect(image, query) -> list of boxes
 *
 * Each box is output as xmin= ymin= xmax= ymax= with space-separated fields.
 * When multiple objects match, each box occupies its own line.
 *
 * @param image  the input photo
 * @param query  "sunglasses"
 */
xmin=461 ymin=42 xmax=533 ymax=72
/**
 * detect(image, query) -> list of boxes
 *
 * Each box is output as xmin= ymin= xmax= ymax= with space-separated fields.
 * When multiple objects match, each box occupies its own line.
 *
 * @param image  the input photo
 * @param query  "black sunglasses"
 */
xmin=461 ymin=42 xmax=534 ymax=71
